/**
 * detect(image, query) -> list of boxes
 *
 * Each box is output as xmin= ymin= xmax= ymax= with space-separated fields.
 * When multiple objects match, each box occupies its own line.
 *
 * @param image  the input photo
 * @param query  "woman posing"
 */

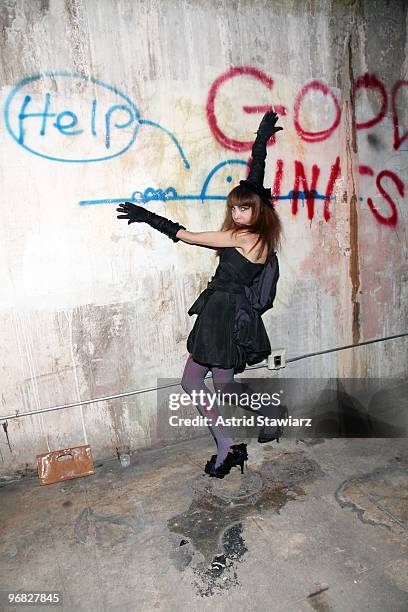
xmin=117 ymin=111 xmax=283 ymax=479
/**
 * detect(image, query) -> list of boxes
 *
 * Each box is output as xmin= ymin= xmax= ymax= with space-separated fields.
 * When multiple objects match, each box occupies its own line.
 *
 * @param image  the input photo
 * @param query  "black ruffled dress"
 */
xmin=187 ymin=247 xmax=279 ymax=374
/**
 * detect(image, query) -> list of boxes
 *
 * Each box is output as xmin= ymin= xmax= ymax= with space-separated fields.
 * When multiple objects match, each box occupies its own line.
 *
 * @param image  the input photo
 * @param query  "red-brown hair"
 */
xmin=216 ymin=184 xmax=282 ymax=260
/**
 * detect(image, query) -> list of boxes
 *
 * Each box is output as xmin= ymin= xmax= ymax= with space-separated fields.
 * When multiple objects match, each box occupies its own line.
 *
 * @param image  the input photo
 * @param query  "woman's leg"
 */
xmin=211 ymin=366 xmax=259 ymax=414
xmin=181 ymin=354 xmax=235 ymax=468
xmin=212 ymin=368 xmax=285 ymax=441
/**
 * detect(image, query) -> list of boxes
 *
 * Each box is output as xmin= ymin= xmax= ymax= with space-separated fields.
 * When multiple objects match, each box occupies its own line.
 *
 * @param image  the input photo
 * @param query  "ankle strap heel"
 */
xmin=204 ymin=444 xmax=248 ymax=479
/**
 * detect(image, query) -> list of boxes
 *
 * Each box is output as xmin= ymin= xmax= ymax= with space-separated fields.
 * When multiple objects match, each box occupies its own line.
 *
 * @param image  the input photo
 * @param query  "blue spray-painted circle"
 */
xmin=3 ymin=72 xmax=141 ymax=163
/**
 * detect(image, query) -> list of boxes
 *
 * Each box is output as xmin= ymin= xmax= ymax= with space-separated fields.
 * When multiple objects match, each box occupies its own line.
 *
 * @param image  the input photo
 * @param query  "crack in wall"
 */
xmin=346 ymin=34 xmax=361 ymax=344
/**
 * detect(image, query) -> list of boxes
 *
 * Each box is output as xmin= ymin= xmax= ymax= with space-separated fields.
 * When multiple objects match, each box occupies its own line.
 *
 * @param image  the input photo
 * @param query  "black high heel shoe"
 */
xmin=204 ymin=443 xmax=248 ymax=479
xmin=257 ymin=424 xmax=283 ymax=444
xmin=258 ymin=405 xmax=288 ymax=443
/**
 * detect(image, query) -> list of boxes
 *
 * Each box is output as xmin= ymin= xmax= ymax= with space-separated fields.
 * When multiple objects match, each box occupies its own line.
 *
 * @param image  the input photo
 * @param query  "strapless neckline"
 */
xmin=231 ymin=247 xmax=266 ymax=266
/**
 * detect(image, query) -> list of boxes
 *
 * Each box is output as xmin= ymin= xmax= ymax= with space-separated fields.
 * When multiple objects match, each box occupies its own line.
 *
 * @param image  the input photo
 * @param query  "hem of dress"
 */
xmin=188 ymin=354 xmax=237 ymax=371
xmin=246 ymin=351 xmax=271 ymax=366
xmin=187 ymin=347 xmax=271 ymax=373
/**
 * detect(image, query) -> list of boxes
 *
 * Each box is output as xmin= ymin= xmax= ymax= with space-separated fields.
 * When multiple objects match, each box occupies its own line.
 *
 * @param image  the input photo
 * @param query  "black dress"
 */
xmin=187 ymin=247 xmax=280 ymax=374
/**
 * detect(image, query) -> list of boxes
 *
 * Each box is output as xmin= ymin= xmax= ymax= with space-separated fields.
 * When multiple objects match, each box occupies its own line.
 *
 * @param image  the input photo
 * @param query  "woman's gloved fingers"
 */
xmin=263 ymin=111 xmax=278 ymax=121
xmin=257 ymin=111 xmax=283 ymax=139
xmin=116 ymin=202 xmax=152 ymax=224
xmin=117 ymin=204 xmax=132 ymax=212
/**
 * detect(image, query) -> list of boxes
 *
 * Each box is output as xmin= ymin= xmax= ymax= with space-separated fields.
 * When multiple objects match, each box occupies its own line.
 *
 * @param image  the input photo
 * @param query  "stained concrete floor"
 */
xmin=1 ymin=436 xmax=407 ymax=612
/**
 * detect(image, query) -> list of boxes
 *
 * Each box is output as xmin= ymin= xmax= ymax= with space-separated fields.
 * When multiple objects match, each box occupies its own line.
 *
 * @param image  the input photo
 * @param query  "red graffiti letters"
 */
xmin=293 ymin=80 xmax=341 ymax=143
xmin=391 ymin=80 xmax=408 ymax=151
xmin=206 ymin=66 xmax=283 ymax=152
xmin=354 ymin=73 xmax=387 ymax=129
xmin=206 ymin=67 xmax=406 ymax=226
xmin=366 ymin=170 xmax=403 ymax=227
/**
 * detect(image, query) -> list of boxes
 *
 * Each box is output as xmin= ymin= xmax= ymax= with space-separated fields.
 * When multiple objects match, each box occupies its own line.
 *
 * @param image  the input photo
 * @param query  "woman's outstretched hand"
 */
xmin=116 ymin=202 xmax=151 ymax=225
xmin=256 ymin=111 xmax=283 ymax=142
xmin=116 ymin=201 xmax=185 ymax=242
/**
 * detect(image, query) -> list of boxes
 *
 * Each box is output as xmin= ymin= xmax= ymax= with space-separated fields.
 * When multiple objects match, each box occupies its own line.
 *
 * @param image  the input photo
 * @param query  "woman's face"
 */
xmin=231 ymin=205 xmax=253 ymax=226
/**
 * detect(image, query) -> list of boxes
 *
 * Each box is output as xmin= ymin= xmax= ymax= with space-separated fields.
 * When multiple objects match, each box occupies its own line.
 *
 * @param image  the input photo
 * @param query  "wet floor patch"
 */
xmin=193 ymin=522 xmax=247 ymax=597
xmin=168 ymin=451 xmax=323 ymax=596
xmin=335 ymin=465 xmax=408 ymax=533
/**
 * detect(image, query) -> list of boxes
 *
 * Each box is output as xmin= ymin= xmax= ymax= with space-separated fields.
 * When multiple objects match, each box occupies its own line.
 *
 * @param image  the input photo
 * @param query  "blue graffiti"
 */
xmin=4 ymin=72 xmax=190 ymax=167
xmin=79 ymin=159 xmax=335 ymax=206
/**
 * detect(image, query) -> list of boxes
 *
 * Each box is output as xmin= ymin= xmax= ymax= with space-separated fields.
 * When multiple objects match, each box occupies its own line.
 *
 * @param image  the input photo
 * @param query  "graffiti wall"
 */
xmin=0 ymin=0 xmax=407 ymax=473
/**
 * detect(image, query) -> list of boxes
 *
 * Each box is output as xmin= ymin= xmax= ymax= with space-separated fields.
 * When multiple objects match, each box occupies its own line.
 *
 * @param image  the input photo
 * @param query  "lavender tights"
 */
xmin=181 ymin=354 xmax=236 ymax=468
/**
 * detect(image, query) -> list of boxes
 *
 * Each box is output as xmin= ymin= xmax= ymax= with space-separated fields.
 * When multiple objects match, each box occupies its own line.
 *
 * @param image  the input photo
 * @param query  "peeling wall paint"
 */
xmin=0 ymin=0 xmax=407 ymax=475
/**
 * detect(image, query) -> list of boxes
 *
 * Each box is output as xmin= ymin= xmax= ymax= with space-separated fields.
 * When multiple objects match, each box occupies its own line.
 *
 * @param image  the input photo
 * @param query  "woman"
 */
xmin=117 ymin=111 xmax=283 ymax=479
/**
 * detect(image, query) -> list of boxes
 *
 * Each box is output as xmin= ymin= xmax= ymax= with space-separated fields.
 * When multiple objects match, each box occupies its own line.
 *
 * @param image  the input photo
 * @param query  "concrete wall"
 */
xmin=0 ymin=0 xmax=407 ymax=475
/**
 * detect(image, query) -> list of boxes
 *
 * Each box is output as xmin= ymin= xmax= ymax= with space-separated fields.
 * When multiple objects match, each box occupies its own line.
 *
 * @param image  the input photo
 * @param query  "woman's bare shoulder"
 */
xmin=235 ymin=231 xmax=269 ymax=264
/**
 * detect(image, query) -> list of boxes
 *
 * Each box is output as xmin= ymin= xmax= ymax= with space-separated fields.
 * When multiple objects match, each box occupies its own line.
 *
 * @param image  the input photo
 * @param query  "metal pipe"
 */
xmin=1 ymin=332 xmax=407 ymax=421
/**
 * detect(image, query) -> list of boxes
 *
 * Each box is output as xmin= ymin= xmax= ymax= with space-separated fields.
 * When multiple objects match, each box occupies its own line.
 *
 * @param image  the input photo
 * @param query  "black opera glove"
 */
xmin=241 ymin=112 xmax=283 ymax=198
xmin=116 ymin=202 xmax=186 ymax=243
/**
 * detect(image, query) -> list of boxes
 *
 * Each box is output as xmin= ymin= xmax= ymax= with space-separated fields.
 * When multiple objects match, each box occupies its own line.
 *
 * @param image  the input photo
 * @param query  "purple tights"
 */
xmin=181 ymin=354 xmax=236 ymax=468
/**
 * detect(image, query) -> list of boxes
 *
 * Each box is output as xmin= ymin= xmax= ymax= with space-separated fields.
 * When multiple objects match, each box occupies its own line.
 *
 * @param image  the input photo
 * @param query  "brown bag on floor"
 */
xmin=37 ymin=444 xmax=94 ymax=485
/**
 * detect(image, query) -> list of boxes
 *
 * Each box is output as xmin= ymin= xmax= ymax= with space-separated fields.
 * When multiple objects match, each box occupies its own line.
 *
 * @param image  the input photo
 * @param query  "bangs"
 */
xmin=227 ymin=196 xmax=255 ymax=208
xmin=227 ymin=185 xmax=260 ymax=208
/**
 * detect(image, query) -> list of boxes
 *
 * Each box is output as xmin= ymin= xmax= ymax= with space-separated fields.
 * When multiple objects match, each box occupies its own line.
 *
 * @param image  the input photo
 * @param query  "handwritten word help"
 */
xmin=4 ymin=72 xmax=140 ymax=163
